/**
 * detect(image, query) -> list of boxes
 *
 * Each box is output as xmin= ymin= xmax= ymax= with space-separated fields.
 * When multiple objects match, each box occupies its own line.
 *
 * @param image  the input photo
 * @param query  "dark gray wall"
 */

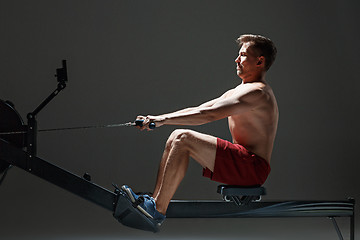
xmin=1 ymin=0 xmax=359 ymax=239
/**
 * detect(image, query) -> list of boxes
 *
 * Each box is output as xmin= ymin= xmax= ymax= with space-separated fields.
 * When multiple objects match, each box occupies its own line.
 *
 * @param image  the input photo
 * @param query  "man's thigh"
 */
xmin=177 ymin=129 xmax=217 ymax=172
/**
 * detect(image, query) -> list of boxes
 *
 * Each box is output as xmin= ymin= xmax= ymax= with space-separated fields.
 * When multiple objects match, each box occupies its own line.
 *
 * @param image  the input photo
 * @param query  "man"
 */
xmin=123 ymin=34 xmax=278 ymax=226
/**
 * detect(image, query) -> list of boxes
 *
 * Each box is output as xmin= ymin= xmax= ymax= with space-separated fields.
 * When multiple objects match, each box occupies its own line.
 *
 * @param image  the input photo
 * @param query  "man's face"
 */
xmin=235 ymin=42 xmax=259 ymax=78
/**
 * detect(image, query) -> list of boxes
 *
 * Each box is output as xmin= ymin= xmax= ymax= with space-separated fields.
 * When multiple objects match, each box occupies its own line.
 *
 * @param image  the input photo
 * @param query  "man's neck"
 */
xmin=241 ymin=72 xmax=266 ymax=84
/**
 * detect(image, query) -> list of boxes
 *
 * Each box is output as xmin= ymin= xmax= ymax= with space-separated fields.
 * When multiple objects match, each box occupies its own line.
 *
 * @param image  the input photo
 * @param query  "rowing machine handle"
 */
xmin=135 ymin=120 xmax=156 ymax=129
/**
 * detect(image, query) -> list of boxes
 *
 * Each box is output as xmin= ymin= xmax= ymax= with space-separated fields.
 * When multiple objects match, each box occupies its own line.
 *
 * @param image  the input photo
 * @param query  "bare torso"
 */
xmin=226 ymin=82 xmax=278 ymax=163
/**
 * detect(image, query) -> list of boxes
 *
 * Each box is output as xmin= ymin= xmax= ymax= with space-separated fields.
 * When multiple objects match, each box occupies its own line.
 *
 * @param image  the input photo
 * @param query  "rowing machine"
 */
xmin=0 ymin=61 xmax=355 ymax=239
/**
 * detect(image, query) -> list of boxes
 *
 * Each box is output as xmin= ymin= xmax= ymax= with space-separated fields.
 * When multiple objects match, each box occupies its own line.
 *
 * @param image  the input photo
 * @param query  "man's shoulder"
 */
xmin=230 ymin=82 xmax=275 ymax=105
xmin=232 ymin=82 xmax=266 ymax=95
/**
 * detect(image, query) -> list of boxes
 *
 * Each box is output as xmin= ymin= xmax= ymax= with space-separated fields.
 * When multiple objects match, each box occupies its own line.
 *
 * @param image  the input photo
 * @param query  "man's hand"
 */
xmin=135 ymin=115 xmax=165 ymax=130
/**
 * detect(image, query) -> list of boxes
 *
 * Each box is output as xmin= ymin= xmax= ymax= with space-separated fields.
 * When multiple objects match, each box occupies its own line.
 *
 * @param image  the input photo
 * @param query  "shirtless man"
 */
xmin=123 ymin=34 xmax=278 ymax=226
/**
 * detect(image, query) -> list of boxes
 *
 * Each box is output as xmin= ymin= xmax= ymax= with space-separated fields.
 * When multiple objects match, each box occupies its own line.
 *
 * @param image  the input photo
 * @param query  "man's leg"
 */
xmin=153 ymin=129 xmax=217 ymax=214
xmin=152 ymin=141 xmax=171 ymax=198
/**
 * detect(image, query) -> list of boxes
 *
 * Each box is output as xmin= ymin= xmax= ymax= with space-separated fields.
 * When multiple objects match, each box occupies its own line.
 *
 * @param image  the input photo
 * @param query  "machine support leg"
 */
xmin=350 ymin=215 xmax=354 ymax=240
xmin=329 ymin=217 xmax=344 ymax=240
xmin=349 ymin=197 xmax=355 ymax=240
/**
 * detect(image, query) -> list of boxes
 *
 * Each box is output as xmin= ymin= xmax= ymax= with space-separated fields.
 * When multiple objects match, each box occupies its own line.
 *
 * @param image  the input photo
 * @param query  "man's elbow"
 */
xmin=199 ymin=108 xmax=224 ymax=123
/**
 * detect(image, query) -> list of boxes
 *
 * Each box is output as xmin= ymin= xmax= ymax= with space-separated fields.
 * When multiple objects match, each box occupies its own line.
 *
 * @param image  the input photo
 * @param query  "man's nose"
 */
xmin=235 ymin=55 xmax=240 ymax=62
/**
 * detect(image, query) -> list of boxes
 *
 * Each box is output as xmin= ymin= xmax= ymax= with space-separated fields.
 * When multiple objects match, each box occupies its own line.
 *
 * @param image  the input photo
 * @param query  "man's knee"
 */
xmin=166 ymin=129 xmax=194 ymax=149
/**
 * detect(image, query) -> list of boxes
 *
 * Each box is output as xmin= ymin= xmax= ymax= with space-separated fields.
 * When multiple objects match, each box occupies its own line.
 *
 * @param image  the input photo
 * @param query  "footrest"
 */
xmin=217 ymin=185 xmax=266 ymax=206
xmin=113 ymin=190 xmax=160 ymax=232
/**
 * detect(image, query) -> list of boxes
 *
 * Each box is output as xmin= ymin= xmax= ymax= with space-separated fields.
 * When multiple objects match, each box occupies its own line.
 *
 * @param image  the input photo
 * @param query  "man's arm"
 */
xmin=138 ymin=85 xmax=265 ymax=129
xmin=159 ymin=91 xmax=232 ymax=119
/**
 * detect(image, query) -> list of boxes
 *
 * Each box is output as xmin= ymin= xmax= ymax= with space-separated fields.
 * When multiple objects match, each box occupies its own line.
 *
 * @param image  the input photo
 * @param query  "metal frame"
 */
xmin=167 ymin=200 xmax=354 ymax=240
xmin=0 ymin=138 xmax=355 ymax=238
xmin=0 ymin=138 xmax=117 ymax=211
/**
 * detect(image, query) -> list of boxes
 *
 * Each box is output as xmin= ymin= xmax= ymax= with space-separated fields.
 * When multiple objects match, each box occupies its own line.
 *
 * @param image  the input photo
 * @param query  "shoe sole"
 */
xmin=121 ymin=185 xmax=154 ymax=220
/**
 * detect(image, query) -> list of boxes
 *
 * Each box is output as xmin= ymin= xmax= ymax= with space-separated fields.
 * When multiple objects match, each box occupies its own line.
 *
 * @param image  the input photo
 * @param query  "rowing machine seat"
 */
xmin=217 ymin=185 xmax=266 ymax=206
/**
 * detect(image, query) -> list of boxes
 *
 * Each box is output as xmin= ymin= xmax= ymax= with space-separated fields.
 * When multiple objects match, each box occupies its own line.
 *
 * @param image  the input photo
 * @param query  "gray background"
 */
xmin=1 ymin=0 xmax=359 ymax=239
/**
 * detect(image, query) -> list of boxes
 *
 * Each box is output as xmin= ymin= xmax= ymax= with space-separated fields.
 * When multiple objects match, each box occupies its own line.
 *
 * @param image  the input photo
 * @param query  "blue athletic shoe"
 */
xmin=122 ymin=185 xmax=166 ymax=226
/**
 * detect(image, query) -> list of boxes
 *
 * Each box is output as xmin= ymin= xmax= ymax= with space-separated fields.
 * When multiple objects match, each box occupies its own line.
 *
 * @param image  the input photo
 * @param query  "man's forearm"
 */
xmin=158 ymin=95 xmax=223 ymax=121
xmin=159 ymin=106 xmax=216 ymax=126
xmin=159 ymin=107 xmax=197 ymax=119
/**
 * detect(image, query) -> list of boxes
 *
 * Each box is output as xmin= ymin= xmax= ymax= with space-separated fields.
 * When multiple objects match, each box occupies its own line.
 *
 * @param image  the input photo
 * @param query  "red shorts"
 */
xmin=203 ymin=138 xmax=271 ymax=186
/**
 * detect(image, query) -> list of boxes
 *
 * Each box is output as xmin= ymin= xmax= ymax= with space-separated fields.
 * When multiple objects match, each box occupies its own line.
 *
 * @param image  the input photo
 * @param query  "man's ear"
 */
xmin=257 ymin=56 xmax=265 ymax=66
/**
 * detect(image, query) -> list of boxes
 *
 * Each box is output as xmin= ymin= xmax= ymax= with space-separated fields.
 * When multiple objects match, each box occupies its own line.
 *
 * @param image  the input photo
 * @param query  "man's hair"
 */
xmin=236 ymin=34 xmax=277 ymax=71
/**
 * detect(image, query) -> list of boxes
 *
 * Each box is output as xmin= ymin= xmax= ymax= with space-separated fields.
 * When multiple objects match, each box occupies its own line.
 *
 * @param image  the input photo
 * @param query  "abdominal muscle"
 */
xmin=228 ymin=106 xmax=278 ymax=163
